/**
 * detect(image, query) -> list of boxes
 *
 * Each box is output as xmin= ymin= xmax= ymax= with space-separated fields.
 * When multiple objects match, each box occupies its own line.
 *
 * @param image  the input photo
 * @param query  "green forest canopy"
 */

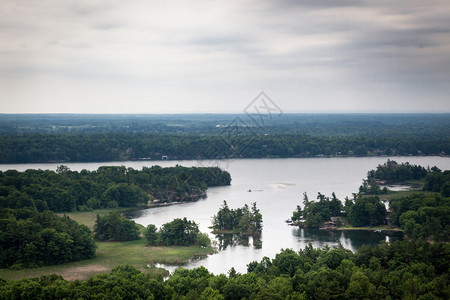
xmin=212 ymin=201 xmax=263 ymax=234
xmin=0 ymin=165 xmax=231 ymax=212
xmin=0 ymin=209 xmax=96 ymax=268
xmin=293 ymin=165 xmax=450 ymax=241
xmin=359 ymin=160 xmax=431 ymax=195
xmin=0 ymin=240 xmax=448 ymax=299
xmin=94 ymin=212 xmax=140 ymax=242
xmin=0 ymin=114 xmax=449 ymax=163
xmin=291 ymin=192 xmax=387 ymax=228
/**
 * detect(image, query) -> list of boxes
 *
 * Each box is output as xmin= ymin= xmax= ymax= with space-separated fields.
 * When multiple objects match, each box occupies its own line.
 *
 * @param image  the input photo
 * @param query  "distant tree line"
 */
xmin=2 ymin=113 xmax=449 ymax=136
xmin=0 ymin=132 xmax=448 ymax=164
xmin=0 ymin=165 xmax=231 ymax=212
xmin=0 ymin=240 xmax=448 ymax=299
xmin=0 ymin=208 xmax=96 ymax=268
xmin=212 ymin=201 xmax=263 ymax=234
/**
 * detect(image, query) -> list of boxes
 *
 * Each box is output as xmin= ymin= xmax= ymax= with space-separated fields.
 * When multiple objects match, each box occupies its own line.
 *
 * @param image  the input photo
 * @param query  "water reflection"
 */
xmin=215 ymin=233 xmax=262 ymax=250
xmin=293 ymin=228 xmax=403 ymax=249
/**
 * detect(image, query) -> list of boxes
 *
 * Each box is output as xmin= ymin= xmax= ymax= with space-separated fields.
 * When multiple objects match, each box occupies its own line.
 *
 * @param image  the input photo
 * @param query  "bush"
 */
xmin=145 ymin=224 xmax=158 ymax=245
xmin=94 ymin=212 xmax=140 ymax=241
xmin=145 ymin=219 xmax=211 ymax=247
xmin=196 ymin=233 xmax=212 ymax=247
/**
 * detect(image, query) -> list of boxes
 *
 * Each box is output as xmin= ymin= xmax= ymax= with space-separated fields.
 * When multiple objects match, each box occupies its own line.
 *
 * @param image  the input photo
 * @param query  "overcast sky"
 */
xmin=1 ymin=0 xmax=449 ymax=113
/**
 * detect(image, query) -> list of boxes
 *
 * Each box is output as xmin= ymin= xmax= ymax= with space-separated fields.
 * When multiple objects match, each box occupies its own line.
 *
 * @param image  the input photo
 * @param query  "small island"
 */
xmin=211 ymin=201 xmax=263 ymax=235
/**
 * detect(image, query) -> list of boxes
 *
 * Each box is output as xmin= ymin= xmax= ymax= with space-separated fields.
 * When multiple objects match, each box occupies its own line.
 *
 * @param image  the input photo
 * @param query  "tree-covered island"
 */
xmin=212 ymin=201 xmax=263 ymax=235
xmin=0 ymin=165 xmax=231 ymax=212
xmin=290 ymin=161 xmax=450 ymax=242
xmin=359 ymin=160 xmax=430 ymax=195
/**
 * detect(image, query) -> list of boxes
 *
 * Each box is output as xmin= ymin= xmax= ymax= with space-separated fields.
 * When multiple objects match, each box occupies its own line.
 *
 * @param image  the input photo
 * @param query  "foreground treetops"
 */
xmin=1 ymin=240 xmax=448 ymax=299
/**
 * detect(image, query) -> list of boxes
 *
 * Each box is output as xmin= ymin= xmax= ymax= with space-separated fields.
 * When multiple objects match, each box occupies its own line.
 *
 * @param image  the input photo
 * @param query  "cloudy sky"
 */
xmin=1 ymin=0 xmax=449 ymax=113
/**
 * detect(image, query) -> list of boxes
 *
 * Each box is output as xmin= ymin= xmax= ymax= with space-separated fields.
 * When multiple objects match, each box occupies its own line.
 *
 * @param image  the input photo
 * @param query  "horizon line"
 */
xmin=1 ymin=112 xmax=450 ymax=115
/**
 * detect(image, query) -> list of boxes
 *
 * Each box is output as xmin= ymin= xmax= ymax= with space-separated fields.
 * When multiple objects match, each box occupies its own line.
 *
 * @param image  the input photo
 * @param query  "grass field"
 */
xmin=362 ymin=180 xmax=432 ymax=202
xmin=337 ymin=225 xmax=403 ymax=232
xmin=61 ymin=208 xmax=132 ymax=229
xmin=0 ymin=239 xmax=215 ymax=281
xmin=377 ymin=190 xmax=434 ymax=202
xmin=0 ymin=208 xmax=215 ymax=281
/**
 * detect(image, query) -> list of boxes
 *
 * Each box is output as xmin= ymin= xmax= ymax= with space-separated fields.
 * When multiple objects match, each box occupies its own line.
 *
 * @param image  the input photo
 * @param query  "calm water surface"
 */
xmin=2 ymin=156 xmax=450 ymax=275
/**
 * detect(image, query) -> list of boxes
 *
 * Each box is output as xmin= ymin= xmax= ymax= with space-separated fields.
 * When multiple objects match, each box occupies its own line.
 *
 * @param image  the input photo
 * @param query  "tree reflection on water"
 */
xmin=214 ymin=233 xmax=262 ymax=250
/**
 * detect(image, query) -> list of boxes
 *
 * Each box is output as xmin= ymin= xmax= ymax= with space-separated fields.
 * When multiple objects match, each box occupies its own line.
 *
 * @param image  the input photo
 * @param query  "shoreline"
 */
xmin=318 ymin=226 xmax=403 ymax=233
xmin=211 ymin=229 xmax=262 ymax=236
xmin=0 ymin=154 xmax=448 ymax=167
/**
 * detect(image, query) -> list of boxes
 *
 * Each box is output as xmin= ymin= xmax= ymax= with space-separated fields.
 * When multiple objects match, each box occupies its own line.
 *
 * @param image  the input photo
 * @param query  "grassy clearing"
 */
xmin=361 ymin=187 xmax=433 ymax=202
xmin=0 ymin=239 xmax=215 ymax=281
xmin=337 ymin=225 xmax=403 ymax=232
xmin=337 ymin=217 xmax=402 ymax=232
xmin=401 ymin=179 xmax=425 ymax=186
xmin=61 ymin=208 xmax=148 ymax=234
xmin=377 ymin=190 xmax=434 ymax=202
xmin=0 ymin=208 xmax=215 ymax=281
xmin=60 ymin=208 xmax=133 ymax=229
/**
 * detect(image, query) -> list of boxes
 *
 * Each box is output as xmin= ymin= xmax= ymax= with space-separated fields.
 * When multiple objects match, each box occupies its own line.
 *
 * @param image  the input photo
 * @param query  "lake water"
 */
xmin=2 ymin=156 xmax=450 ymax=275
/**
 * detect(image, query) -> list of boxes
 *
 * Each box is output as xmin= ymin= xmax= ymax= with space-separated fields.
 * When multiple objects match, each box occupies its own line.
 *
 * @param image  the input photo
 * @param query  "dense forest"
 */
xmin=0 ymin=240 xmax=448 ymax=299
xmin=390 ymin=193 xmax=449 ymax=241
xmin=0 ymin=209 xmax=96 ymax=268
xmin=387 ymin=167 xmax=450 ymax=241
xmin=423 ymin=169 xmax=450 ymax=196
xmin=0 ymin=114 xmax=449 ymax=163
xmin=0 ymin=165 xmax=231 ymax=212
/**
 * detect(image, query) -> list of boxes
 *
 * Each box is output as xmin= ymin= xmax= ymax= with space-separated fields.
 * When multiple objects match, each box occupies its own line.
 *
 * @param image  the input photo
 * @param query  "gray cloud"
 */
xmin=0 ymin=0 xmax=449 ymax=113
